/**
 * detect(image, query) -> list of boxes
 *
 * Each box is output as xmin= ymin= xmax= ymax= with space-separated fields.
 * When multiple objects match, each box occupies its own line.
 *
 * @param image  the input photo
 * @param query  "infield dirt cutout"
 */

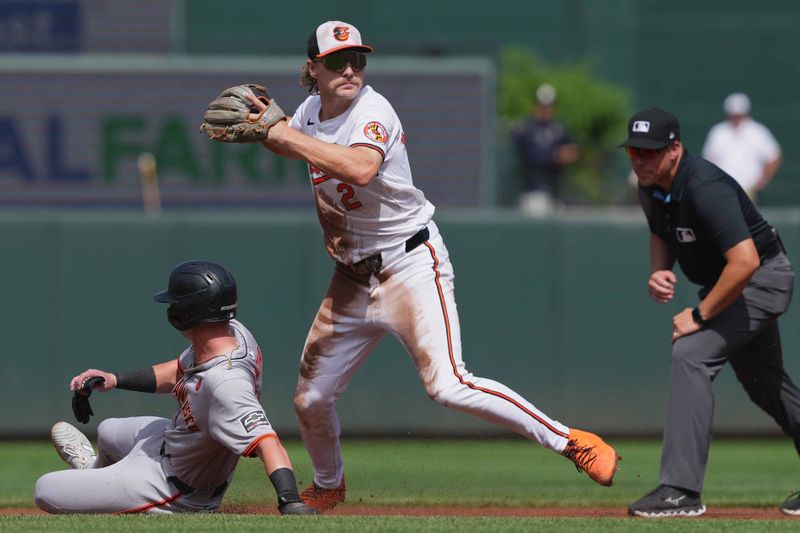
xmin=0 ymin=505 xmax=794 ymax=519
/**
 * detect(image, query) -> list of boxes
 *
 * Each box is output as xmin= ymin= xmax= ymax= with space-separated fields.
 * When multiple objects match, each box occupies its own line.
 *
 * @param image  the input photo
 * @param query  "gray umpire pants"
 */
xmin=660 ymin=252 xmax=799 ymax=493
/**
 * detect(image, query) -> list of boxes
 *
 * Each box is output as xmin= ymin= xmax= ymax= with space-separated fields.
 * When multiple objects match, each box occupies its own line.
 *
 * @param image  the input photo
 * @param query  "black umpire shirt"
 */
xmin=638 ymin=150 xmax=778 ymax=289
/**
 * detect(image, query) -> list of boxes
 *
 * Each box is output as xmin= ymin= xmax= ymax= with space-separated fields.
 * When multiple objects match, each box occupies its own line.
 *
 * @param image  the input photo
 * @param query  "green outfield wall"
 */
xmin=184 ymin=0 xmax=800 ymax=206
xmin=2 ymin=210 xmax=799 ymax=438
xmin=4 ymin=2 xmax=799 ymax=208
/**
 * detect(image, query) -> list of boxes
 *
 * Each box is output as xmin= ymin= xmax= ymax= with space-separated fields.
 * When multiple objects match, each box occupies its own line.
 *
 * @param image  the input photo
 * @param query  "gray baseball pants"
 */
xmin=660 ymin=252 xmax=800 ymax=493
xmin=35 ymin=417 xmax=225 ymax=513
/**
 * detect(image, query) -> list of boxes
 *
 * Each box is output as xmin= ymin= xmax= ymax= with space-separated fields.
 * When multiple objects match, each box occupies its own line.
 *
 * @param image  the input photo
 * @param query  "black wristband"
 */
xmin=113 ymin=367 xmax=157 ymax=393
xmin=692 ymin=306 xmax=706 ymax=326
xmin=269 ymin=467 xmax=301 ymax=505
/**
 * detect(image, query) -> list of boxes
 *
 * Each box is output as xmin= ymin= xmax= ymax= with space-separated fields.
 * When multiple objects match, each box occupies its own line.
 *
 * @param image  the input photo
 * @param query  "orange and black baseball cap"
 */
xmin=619 ymin=108 xmax=681 ymax=150
xmin=307 ymin=21 xmax=373 ymax=59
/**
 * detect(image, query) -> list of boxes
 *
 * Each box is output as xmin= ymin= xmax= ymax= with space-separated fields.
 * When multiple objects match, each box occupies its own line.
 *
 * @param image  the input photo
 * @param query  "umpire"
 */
xmin=622 ymin=108 xmax=800 ymax=517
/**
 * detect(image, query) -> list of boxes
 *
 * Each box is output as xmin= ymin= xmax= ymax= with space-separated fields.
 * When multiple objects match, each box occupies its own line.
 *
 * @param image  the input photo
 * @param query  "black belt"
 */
xmin=404 ymin=226 xmax=430 ymax=253
xmin=160 ymin=441 xmax=228 ymax=497
xmin=349 ymin=226 xmax=430 ymax=276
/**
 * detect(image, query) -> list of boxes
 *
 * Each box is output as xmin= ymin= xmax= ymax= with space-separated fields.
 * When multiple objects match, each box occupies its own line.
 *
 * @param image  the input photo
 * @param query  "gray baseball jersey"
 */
xmin=35 ymin=319 xmax=277 ymax=513
xmin=164 ymin=319 xmax=275 ymax=491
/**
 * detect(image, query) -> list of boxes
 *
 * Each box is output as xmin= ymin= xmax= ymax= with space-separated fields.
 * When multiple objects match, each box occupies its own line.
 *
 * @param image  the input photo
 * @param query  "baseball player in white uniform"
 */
xmin=34 ymin=261 xmax=315 ymax=515
xmin=248 ymin=21 xmax=620 ymax=512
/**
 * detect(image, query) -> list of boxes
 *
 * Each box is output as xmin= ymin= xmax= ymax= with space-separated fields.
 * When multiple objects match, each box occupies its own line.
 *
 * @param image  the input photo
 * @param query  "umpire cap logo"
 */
xmin=632 ymin=121 xmax=650 ymax=133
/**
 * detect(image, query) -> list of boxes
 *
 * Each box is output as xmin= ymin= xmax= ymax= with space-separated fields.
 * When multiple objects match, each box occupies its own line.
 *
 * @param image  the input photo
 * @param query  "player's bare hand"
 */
xmin=244 ymin=94 xmax=289 ymax=141
xmin=648 ymin=270 xmax=677 ymax=303
xmin=671 ymin=307 xmax=700 ymax=343
xmin=70 ymin=369 xmax=117 ymax=393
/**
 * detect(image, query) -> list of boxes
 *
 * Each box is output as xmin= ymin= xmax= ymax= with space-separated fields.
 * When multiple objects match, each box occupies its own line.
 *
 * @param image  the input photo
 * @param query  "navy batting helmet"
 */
xmin=153 ymin=260 xmax=237 ymax=331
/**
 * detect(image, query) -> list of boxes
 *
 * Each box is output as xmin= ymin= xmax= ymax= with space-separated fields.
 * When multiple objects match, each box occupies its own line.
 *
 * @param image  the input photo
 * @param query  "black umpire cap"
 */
xmin=619 ymin=108 xmax=680 ymax=150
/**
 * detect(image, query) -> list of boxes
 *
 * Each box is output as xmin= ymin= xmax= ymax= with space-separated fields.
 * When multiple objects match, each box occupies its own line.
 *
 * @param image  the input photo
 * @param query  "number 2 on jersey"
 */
xmin=337 ymin=183 xmax=363 ymax=210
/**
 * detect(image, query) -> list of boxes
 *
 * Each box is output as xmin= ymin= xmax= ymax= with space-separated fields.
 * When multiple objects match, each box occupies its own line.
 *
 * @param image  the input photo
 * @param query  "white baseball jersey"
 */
xmin=701 ymin=118 xmax=781 ymax=193
xmin=164 ymin=319 xmax=275 ymax=491
xmin=289 ymin=86 xmax=572 ymax=493
xmin=289 ymin=85 xmax=435 ymax=264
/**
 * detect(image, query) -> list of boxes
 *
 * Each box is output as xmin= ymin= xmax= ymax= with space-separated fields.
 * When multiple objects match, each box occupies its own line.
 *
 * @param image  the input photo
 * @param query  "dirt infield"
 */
xmin=327 ymin=506 xmax=794 ymax=520
xmin=273 ymin=505 xmax=797 ymax=520
xmin=1 ymin=505 xmax=795 ymax=520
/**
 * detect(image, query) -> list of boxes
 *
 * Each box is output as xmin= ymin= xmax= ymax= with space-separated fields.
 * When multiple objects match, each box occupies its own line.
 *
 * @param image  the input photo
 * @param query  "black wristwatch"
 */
xmin=692 ymin=306 xmax=706 ymax=326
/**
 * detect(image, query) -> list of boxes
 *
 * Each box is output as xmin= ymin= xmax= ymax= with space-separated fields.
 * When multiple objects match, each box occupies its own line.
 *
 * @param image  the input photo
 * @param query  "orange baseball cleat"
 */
xmin=562 ymin=429 xmax=620 ymax=486
xmin=300 ymin=476 xmax=346 ymax=512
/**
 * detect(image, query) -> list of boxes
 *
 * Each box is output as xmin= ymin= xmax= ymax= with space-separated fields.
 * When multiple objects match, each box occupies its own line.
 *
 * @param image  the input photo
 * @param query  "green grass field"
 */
xmin=3 ymin=438 xmax=800 ymax=531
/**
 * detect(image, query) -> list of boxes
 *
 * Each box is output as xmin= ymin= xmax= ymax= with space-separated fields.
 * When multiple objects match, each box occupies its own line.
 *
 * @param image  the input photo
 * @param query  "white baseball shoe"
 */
xmin=51 ymin=421 xmax=96 ymax=469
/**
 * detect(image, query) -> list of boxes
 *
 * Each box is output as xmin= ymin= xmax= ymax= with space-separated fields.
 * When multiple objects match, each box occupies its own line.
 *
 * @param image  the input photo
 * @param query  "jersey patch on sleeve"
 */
xmin=363 ymin=121 xmax=388 ymax=143
xmin=240 ymin=410 xmax=269 ymax=433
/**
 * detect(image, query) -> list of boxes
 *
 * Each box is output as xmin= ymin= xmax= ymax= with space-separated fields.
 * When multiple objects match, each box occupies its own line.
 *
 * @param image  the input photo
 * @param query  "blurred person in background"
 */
xmin=701 ymin=92 xmax=782 ymax=201
xmin=510 ymin=83 xmax=579 ymax=216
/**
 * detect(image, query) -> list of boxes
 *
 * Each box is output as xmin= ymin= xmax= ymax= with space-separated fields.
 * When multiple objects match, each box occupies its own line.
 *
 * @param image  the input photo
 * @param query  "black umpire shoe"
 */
xmin=628 ymin=484 xmax=706 ymax=517
xmin=780 ymin=491 xmax=800 ymax=515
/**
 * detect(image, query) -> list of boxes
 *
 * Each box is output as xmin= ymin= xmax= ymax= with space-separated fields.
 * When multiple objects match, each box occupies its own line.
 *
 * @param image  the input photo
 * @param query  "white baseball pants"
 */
xmin=294 ymin=221 xmax=570 ymax=488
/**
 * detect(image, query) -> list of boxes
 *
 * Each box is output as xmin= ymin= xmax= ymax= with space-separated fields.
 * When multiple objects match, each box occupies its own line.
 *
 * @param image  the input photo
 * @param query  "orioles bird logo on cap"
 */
xmin=333 ymin=26 xmax=350 ymax=41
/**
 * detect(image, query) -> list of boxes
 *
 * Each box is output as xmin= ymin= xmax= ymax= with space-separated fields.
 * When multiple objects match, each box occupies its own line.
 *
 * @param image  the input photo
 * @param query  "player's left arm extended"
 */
xmin=254 ymin=436 xmax=293 ymax=475
xmin=262 ymin=121 xmax=382 ymax=186
xmin=253 ymin=436 xmax=314 ymax=514
xmin=672 ymin=238 xmax=759 ymax=339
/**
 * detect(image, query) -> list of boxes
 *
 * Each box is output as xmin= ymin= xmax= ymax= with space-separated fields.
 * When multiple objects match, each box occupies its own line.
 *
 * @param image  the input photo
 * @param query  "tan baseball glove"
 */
xmin=200 ymin=83 xmax=285 ymax=143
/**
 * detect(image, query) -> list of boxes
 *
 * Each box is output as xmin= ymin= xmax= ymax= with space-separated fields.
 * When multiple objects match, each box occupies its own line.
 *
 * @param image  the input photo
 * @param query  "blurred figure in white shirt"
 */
xmin=702 ymin=92 xmax=782 ymax=201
